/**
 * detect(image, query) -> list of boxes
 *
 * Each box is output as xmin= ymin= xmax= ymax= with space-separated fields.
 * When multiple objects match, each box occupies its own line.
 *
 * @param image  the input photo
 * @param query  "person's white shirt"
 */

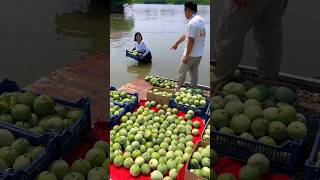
xmin=183 ymin=13 xmax=206 ymax=57
xmin=134 ymin=40 xmax=150 ymax=56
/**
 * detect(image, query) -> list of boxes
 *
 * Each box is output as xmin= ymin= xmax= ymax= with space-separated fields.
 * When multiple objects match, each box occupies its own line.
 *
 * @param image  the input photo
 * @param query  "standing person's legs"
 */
xmin=213 ymin=0 xmax=270 ymax=85
xmin=253 ymin=0 xmax=288 ymax=80
xmin=177 ymin=56 xmax=192 ymax=87
xmin=189 ymin=56 xmax=202 ymax=87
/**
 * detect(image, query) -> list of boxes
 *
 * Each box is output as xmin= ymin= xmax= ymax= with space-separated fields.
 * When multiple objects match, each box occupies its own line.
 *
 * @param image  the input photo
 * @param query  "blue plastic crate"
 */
xmin=0 ymin=79 xmax=91 ymax=159
xmin=212 ymin=116 xmax=317 ymax=175
xmin=109 ymin=105 xmax=126 ymax=127
xmin=126 ymin=50 xmax=141 ymax=61
xmin=305 ymin=130 xmax=320 ymax=180
xmin=0 ymin=172 xmax=7 ymax=180
xmin=169 ymin=95 xmax=210 ymax=117
xmin=110 ymin=86 xmax=139 ymax=112
xmin=0 ymin=123 xmax=56 ymax=180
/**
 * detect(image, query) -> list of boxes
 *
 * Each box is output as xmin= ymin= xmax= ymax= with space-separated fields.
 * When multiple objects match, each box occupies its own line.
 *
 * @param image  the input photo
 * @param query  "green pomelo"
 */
xmin=224 ymin=101 xmax=244 ymax=118
xmin=87 ymin=167 xmax=108 ymax=180
xmin=50 ymin=160 xmax=70 ymax=180
xmin=0 ymin=129 xmax=15 ymax=148
xmin=239 ymin=165 xmax=260 ymax=180
xmin=263 ymin=107 xmax=278 ymax=121
xmin=63 ymin=172 xmax=85 ymax=180
xmin=11 ymin=138 xmax=31 ymax=155
xmin=37 ymin=171 xmax=58 ymax=180
xmin=250 ymin=118 xmax=269 ymax=138
xmin=70 ymin=159 xmax=92 ymax=177
xmin=276 ymin=105 xmax=297 ymax=125
xmin=275 ymin=87 xmax=296 ymax=104
xmin=212 ymin=110 xmax=229 ymax=129
xmin=33 ymin=95 xmax=56 ymax=116
xmin=85 ymin=148 xmax=106 ymax=167
xmin=258 ymin=136 xmax=277 ymax=146
xmin=243 ymin=106 xmax=263 ymax=121
xmin=287 ymin=121 xmax=307 ymax=140
xmin=230 ymin=114 xmax=251 ymax=135
xmin=247 ymin=153 xmax=270 ymax=175
xmin=13 ymin=153 xmax=31 ymax=171
xmin=11 ymin=104 xmax=31 ymax=122
xmin=268 ymin=121 xmax=288 ymax=143
xmin=18 ymin=92 xmax=36 ymax=108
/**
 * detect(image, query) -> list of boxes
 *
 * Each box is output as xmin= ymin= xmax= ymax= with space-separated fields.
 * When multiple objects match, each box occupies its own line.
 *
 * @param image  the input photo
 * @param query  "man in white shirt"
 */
xmin=171 ymin=1 xmax=206 ymax=90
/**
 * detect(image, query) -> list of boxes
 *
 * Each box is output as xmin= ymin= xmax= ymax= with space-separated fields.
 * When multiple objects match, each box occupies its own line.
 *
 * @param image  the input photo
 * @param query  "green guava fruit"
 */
xmin=50 ymin=160 xmax=70 ymax=180
xmin=33 ymin=95 xmax=56 ymax=116
xmin=11 ymin=104 xmax=31 ymax=122
xmin=70 ymin=159 xmax=92 ymax=177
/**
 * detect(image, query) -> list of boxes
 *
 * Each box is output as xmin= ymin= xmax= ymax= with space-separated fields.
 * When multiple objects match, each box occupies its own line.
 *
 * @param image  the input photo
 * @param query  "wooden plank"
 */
xmin=25 ymin=52 xmax=107 ymax=123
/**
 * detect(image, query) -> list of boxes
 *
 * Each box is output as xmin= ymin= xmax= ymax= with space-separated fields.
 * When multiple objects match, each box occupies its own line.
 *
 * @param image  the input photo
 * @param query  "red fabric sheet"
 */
xmin=110 ymin=101 xmax=206 ymax=180
xmin=214 ymin=155 xmax=292 ymax=180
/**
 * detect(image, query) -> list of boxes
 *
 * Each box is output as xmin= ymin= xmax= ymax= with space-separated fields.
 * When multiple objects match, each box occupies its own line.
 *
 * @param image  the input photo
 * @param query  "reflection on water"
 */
xmin=127 ymin=62 xmax=152 ymax=79
xmin=110 ymin=4 xmax=210 ymax=88
xmin=0 ymin=0 xmax=106 ymax=86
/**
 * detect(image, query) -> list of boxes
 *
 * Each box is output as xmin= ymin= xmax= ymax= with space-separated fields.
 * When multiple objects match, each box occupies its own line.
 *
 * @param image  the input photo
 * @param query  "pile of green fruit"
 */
xmin=202 ymin=123 xmax=210 ymax=142
xmin=145 ymin=76 xmax=176 ymax=89
xmin=213 ymin=152 xmax=270 ymax=180
xmin=110 ymin=101 xmax=198 ymax=179
xmin=148 ymin=88 xmax=173 ymax=97
xmin=174 ymin=87 xmax=207 ymax=108
xmin=212 ymin=94 xmax=308 ymax=146
xmin=188 ymin=143 xmax=210 ymax=179
xmin=0 ymin=129 xmax=45 ymax=172
xmin=110 ymin=90 xmax=137 ymax=106
xmin=0 ymin=92 xmax=83 ymax=135
xmin=238 ymin=153 xmax=270 ymax=180
xmin=36 ymin=140 xmax=108 ymax=180
xmin=110 ymin=102 xmax=124 ymax=117
xmin=221 ymin=80 xmax=296 ymax=105
xmin=130 ymin=50 xmax=139 ymax=56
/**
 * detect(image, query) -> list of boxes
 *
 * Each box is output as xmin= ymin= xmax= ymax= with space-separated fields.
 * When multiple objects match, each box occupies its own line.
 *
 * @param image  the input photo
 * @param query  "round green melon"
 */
xmin=268 ymin=121 xmax=288 ymax=143
xmin=275 ymin=87 xmax=295 ymax=104
xmin=247 ymin=153 xmax=270 ymax=175
xmin=224 ymin=101 xmax=244 ymax=117
xmin=18 ymin=92 xmax=36 ymax=108
xmin=258 ymin=136 xmax=277 ymax=146
xmin=263 ymin=107 xmax=278 ymax=121
xmin=239 ymin=165 xmax=260 ymax=180
xmin=217 ymin=173 xmax=236 ymax=180
xmin=0 ymin=129 xmax=15 ymax=148
xmin=11 ymin=104 xmax=31 ymax=122
xmin=245 ymin=87 xmax=265 ymax=102
xmin=250 ymin=118 xmax=269 ymax=139
xmin=287 ymin=121 xmax=307 ymax=140
xmin=243 ymin=105 xmax=263 ymax=120
xmin=33 ymin=95 xmax=56 ymax=116
xmin=212 ymin=110 xmax=229 ymax=129
xmin=230 ymin=114 xmax=251 ymax=135
xmin=50 ymin=160 xmax=70 ymax=180
xmin=276 ymin=105 xmax=296 ymax=125
xmin=70 ymin=159 xmax=92 ymax=177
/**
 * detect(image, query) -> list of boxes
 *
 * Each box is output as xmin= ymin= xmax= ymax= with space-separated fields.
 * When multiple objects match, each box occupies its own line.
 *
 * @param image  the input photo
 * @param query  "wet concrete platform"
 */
xmin=25 ymin=52 xmax=107 ymax=123
xmin=119 ymin=79 xmax=211 ymax=100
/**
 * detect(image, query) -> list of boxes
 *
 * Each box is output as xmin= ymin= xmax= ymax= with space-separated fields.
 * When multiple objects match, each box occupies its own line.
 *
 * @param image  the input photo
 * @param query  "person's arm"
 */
xmin=142 ymin=42 xmax=150 ymax=56
xmin=182 ymin=23 xmax=197 ymax=64
xmin=171 ymin=32 xmax=187 ymax=50
xmin=183 ymin=37 xmax=195 ymax=64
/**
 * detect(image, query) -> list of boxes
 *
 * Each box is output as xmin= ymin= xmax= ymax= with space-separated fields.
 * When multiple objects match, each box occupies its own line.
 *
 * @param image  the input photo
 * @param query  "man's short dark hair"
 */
xmin=184 ymin=1 xmax=197 ymax=12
